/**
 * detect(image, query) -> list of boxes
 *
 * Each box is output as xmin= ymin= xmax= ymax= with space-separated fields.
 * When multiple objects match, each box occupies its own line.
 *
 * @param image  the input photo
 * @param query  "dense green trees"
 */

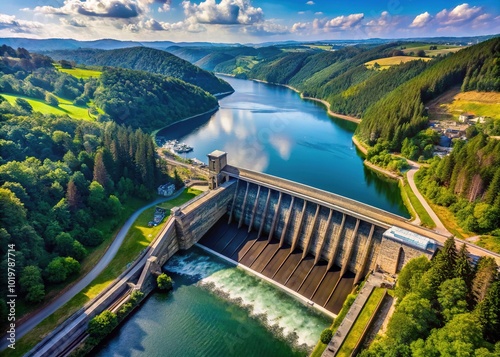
xmin=357 ymin=37 xmax=500 ymax=148
xmin=94 ymin=67 xmax=218 ymax=132
xmin=46 ymin=46 xmax=233 ymax=95
xmin=361 ymin=237 xmax=500 ymax=356
xmin=416 ymin=134 xmax=500 ymax=234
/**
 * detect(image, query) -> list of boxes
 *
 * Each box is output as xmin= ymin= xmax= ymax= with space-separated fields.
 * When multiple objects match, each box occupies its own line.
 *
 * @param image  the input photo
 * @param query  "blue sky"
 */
xmin=0 ymin=0 xmax=498 ymax=42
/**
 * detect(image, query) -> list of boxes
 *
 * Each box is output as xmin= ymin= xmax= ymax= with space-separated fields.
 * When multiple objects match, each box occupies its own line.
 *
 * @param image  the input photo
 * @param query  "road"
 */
xmin=0 ymin=193 xmax=184 ymax=351
xmin=405 ymin=162 xmax=451 ymax=236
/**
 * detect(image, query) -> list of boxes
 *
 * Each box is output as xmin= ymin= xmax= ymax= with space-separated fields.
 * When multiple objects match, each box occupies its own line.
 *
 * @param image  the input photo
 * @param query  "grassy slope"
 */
xmin=5 ymin=188 xmax=201 ymax=357
xmin=445 ymin=91 xmax=500 ymax=120
xmin=1 ymin=93 xmax=93 ymax=120
xmin=336 ymin=288 xmax=386 ymax=357
xmin=402 ymin=44 xmax=464 ymax=57
xmin=365 ymin=56 xmax=431 ymax=70
xmin=57 ymin=67 xmax=102 ymax=79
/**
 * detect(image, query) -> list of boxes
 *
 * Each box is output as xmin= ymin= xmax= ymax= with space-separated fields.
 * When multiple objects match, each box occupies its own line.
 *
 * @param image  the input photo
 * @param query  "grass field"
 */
xmin=54 ymin=64 xmax=102 ymax=79
xmin=336 ymin=288 xmax=386 ymax=357
xmin=445 ymin=91 xmax=500 ymax=120
xmin=3 ymin=188 xmax=201 ymax=357
xmin=365 ymin=56 xmax=431 ymax=70
xmin=1 ymin=93 xmax=94 ymax=120
xmin=402 ymin=44 xmax=464 ymax=57
xmin=475 ymin=235 xmax=500 ymax=255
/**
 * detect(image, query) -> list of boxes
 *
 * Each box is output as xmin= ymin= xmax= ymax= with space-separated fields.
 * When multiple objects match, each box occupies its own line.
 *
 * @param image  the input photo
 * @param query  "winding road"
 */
xmin=0 ymin=193 xmax=184 ymax=352
xmin=405 ymin=161 xmax=451 ymax=236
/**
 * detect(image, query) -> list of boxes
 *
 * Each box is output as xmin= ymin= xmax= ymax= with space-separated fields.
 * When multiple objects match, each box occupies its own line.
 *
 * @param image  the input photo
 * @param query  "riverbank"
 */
xmin=218 ymin=74 xmax=362 ymax=125
xmin=150 ymin=106 xmax=219 ymax=140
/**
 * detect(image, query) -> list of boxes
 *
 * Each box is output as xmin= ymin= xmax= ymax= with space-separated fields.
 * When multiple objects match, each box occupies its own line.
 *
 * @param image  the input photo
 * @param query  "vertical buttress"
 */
xmin=248 ymin=185 xmax=261 ymax=232
xmin=238 ymin=182 xmax=250 ymax=229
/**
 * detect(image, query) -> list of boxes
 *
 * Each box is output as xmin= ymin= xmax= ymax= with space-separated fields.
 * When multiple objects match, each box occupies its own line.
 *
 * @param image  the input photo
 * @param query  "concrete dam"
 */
xmin=191 ymin=151 xmax=439 ymax=315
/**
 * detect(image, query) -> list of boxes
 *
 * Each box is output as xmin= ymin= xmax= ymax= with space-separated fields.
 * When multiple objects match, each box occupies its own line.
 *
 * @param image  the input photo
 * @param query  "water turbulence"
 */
xmin=164 ymin=249 xmax=331 ymax=352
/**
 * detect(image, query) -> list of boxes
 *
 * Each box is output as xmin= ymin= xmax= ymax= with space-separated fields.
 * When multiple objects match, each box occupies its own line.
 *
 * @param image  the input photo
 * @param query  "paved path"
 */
xmin=405 ymin=162 xmax=451 ymax=237
xmin=0 ymin=193 xmax=184 ymax=351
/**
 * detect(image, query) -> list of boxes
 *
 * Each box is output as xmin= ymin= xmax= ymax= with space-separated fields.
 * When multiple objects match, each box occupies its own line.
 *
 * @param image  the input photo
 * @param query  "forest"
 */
xmin=93 ymin=67 xmax=218 ymax=132
xmin=45 ymin=46 xmax=233 ymax=95
xmin=0 ymin=45 xmax=201 ymax=324
xmin=415 ymin=133 xmax=500 ymax=235
xmin=0 ymin=45 xmax=219 ymax=132
xmin=361 ymin=238 xmax=500 ymax=357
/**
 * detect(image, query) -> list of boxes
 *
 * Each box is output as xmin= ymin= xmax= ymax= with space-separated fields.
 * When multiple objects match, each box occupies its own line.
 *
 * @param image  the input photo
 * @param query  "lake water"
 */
xmin=97 ymin=76 xmax=410 ymax=357
xmin=157 ymin=76 xmax=409 ymax=217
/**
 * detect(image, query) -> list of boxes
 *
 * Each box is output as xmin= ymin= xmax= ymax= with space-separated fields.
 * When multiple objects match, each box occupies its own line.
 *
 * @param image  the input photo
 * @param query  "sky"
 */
xmin=0 ymin=0 xmax=499 ymax=43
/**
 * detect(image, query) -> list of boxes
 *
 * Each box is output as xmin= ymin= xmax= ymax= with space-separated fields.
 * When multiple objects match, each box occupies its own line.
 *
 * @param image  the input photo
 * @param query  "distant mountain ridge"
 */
xmin=0 ymin=35 xmax=496 ymax=52
xmin=46 ymin=47 xmax=233 ymax=95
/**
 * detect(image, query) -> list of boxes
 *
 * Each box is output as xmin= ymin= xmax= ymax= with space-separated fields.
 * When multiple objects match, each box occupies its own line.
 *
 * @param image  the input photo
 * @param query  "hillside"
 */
xmin=46 ymin=47 xmax=233 ymax=95
xmin=357 ymin=37 xmax=500 ymax=147
xmin=0 ymin=45 xmax=219 ymax=132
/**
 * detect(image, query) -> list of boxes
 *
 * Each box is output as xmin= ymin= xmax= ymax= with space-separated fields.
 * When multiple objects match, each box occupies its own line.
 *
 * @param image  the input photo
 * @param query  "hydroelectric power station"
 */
xmin=29 ymin=150 xmax=443 ymax=357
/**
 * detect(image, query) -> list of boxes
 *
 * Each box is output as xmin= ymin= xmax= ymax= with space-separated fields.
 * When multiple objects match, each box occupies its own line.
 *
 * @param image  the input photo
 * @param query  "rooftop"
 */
xmin=208 ymin=150 xmax=227 ymax=158
xmin=383 ymin=226 xmax=437 ymax=251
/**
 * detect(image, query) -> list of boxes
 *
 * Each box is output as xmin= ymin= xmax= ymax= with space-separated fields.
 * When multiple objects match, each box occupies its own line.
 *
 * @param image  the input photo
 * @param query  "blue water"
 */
xmin=157 ymin=76 xmax=409 ymax=217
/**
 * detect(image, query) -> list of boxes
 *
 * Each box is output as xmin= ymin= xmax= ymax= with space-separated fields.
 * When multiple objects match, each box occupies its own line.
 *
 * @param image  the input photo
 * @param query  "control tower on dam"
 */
xmin=189 ymin=151 xmax=440 ymax=315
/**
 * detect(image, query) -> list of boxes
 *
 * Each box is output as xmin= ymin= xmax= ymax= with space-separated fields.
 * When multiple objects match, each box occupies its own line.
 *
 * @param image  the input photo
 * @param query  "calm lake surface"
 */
xmin=97 ymin=76 xmax=410 ymax=357
xmin=158 ymin=76 xmax=409 ymax=217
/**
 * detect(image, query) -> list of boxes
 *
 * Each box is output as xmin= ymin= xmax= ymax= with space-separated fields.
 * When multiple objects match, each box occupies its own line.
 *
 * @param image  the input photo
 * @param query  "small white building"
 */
xmin=158 ymin=183 xmax=175 ymax=197
xmin=459 ymin=112 xmax=475 ymax=123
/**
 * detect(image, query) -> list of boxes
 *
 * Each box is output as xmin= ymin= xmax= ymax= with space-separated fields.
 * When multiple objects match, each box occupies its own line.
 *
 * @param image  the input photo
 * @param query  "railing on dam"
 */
xmin=222 ymin=165 xmax=450 ymax=243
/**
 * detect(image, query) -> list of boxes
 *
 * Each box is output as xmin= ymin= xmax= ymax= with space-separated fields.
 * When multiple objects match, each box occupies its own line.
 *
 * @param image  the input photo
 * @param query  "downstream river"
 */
xmin=96 ymin=77 xmax=409 ymax=357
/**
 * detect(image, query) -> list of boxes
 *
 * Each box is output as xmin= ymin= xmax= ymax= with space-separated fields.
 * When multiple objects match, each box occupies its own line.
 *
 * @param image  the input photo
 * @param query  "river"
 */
xmin=96 ymin=76 xmax=408 ymax=357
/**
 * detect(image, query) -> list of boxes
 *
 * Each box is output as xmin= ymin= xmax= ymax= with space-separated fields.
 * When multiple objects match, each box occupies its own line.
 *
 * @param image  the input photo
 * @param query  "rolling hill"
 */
xmin=46 ymin=47 xmax=233 ymax=95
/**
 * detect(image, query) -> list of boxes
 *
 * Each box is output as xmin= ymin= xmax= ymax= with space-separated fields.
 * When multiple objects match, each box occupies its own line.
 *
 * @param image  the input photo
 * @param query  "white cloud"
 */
xmin=298 ymin=11 xmax=305 ymax=15
xmin=183 ymin=0 xmax=264 ymax=25
xmin=306 ymin=1 xmax=315 ymax=5
xmin=314 ymin=12 xmax=323 ymax=15
xmin=291 ymin=22 xmax=307 ymax=32
xmin=410 ymin=12 xmax=432 ymax=28
xmin=34 ymin=0 xmax=145 ymax=19
xmin=324 ymin=13 xmax=364 ymax=30
xmin=436 ymin=3 xmax=482 ymax=26
xmin=0 ymin=13 xmax=42 ymax=33
xmin=242 ymin=20 xmax=289 ymax=36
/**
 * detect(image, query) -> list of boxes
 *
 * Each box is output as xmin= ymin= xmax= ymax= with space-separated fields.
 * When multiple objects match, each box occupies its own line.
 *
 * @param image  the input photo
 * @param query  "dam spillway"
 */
xmin=198 ymin=180 xmax=387 ymax=315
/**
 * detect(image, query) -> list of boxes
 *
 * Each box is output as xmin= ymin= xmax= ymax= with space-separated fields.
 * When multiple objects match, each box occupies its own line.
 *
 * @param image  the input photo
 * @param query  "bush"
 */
xmin=320 ymin=328 xmax=333 ymax=344
xmin=15 ymin=98 xmax=32 ymax=113
xmin=157 ymin=273 xmax=173 ymax=291
xmin=88 ymin=310 xmax=118 ymax=340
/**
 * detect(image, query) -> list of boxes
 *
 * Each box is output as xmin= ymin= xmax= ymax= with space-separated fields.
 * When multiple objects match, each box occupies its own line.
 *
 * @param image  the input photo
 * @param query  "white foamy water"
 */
xmin=164 ymin=250 xmax=330 ymax=349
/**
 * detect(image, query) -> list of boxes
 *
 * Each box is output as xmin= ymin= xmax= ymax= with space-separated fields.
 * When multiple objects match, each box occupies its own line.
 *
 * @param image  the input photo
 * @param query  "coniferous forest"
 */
xmin=361 ymin=238 xmax=500 ymax=357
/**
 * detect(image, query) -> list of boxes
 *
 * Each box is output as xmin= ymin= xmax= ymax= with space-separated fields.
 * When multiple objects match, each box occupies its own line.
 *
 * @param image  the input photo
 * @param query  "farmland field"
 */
xmin=365 ymin=56 xmax=431 ymax=70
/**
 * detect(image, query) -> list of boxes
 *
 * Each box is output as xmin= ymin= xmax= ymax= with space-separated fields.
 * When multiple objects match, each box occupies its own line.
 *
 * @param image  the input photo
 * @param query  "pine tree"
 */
xmin=66 ymin=179 xmax=82 ymax=211
xmin=93 ymin=150 xmax=109 ymax=188
xmin=471 ymin=257 xmax=498 ymax=304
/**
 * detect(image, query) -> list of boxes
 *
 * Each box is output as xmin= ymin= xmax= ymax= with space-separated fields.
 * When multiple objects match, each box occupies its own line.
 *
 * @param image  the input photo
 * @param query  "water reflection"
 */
xmin=156 ymin=76 xmax=409 ymax=217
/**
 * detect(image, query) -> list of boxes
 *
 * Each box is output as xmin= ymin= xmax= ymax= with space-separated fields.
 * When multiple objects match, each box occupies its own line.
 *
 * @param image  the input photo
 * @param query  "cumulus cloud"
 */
xmin=306 ymin=1 xmax=315 ymax=5
xmin=436 ymin=3 xmax=482 ymax=26
xmin=242 ymin=20 xmax=288 ymax=35
xmin=410 ymin=11 xmax=432 ymax=28
xmin=34 ymin=0 xmax=145 ymax=18
xmin=315 ymin=12 xmax=323 ymax=15
xmin=321 ymin=13 xmax=364 ymax=30
xmin=291 ymin=22 xmax=307 ymax=32
xmin=183 ymin=0 xmax=264 ymax=25
xmin=0 ymin=13 xmax=42 ymax=33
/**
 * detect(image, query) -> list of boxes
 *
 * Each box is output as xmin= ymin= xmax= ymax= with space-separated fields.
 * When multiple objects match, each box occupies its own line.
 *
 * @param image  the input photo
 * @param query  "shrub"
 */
xmin=157 ymin=273 xmax=173 ymax=291
xmin=88 ymin=310 xmax=118 ymax=340
xmin=320 ymin=329 xmax=333 ymax=344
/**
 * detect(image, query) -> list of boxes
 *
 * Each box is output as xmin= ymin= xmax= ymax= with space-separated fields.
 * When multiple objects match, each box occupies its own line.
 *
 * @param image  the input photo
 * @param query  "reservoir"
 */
xmin=97 ymin=77 xmax=409 ymax=356
xmin=157 ymin=76 xmax=409 ymax=217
